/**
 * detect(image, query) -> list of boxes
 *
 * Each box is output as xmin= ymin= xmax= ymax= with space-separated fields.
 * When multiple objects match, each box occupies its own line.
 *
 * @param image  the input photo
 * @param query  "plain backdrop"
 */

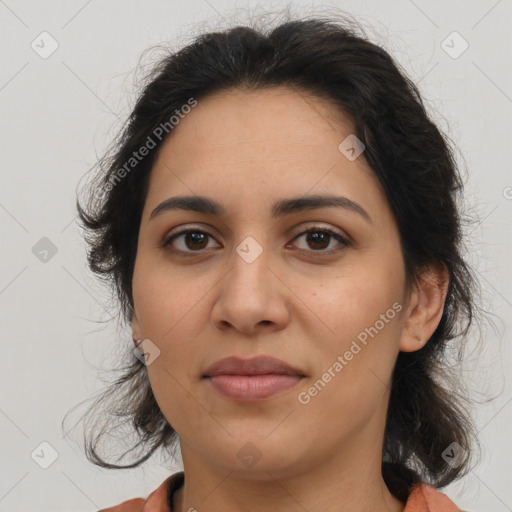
xmin=0 ymin=1 xmax=511 ymax=511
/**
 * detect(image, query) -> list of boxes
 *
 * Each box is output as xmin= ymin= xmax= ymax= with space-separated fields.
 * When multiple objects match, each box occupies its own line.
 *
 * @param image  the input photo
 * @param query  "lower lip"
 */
xmin=206 ymin=374 xmax=303 ymax=401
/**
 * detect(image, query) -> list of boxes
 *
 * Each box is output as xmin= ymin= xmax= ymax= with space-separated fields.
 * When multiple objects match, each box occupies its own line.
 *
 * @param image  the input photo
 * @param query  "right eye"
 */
xmin=162 ymin=229 xmax=221 ymax=255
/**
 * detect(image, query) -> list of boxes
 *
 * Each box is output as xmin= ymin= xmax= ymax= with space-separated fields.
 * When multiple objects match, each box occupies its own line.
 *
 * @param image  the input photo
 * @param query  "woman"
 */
xmin=74 ymin=14 xmax=480 ymax=512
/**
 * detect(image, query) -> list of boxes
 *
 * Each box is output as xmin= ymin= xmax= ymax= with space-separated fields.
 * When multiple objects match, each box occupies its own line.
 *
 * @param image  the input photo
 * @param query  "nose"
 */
xmin=210 ymin=245 xmax=290 ymax=335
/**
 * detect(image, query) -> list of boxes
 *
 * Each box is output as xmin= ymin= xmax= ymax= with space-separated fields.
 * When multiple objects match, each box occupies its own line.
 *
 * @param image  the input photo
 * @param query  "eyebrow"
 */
xmin=149 ymin=194 xmax=372 ymax=224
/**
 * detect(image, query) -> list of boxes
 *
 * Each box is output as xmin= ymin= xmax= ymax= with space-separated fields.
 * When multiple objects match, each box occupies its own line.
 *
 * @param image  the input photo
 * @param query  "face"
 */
xmin=131 ymin=86 xmax=415 ymax=478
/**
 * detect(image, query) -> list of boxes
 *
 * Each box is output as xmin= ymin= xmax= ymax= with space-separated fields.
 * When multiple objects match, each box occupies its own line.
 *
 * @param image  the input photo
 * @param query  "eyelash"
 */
xmin=161 ymin=224 xmax=352 ymax=257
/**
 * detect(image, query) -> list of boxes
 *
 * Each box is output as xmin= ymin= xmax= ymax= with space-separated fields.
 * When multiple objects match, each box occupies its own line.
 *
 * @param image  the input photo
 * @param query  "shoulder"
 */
xmin=405 ymin=482 xmax=462 ymax=511
xmin=98 ymin=471 xmax=184 ymax=512
xmin=98 ymin=497 xmax=146 ymax=512
xmin=99 ymin=474 xmax=465 ymax=512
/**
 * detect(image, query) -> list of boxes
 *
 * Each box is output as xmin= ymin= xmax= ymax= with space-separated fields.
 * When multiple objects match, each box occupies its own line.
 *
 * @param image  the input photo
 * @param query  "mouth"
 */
xmin=202 ymin=355 xmax=306 ymax=401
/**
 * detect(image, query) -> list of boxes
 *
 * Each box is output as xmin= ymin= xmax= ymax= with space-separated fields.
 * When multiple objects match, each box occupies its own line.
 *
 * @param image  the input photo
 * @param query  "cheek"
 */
xmin=133 ymin=267 xmax=208 ymax=433
xmin=295 ymin=274 xmax=402 ymax=442
xmin=132 ymin=259 xmax=211 ymax=409
xmin=310 ymin=266 xmax=402 ymax=334
xmin=132 ymin=256 xmax=209 ymax=344
xmin=303 ymin=254 xmax=405 ymax=378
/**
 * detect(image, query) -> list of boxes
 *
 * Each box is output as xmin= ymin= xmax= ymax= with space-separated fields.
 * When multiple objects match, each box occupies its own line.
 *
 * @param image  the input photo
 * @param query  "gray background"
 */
xmin=0 ymin=1 xmax=511 ymax=511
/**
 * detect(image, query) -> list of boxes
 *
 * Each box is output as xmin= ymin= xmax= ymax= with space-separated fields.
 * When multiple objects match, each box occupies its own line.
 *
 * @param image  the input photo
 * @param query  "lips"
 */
xmin=202 ymin=356 xmax=306 ymax=401
xmin=203 ymin=355 xmax=305 ymax=378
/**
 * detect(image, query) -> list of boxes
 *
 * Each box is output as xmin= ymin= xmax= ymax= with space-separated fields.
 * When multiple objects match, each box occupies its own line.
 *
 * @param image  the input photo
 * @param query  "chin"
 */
xmin=193 ymin=431 xmax=307 ymax=478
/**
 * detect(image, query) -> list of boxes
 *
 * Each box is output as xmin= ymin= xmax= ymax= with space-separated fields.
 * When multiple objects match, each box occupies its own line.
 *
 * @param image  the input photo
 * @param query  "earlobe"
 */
xmin=399 ymin=262 xmax=449 ymax=353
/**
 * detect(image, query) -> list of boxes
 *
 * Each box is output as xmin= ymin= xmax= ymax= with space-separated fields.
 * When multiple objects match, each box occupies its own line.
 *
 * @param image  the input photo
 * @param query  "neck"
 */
xmin=173 ymin=442 xmax=405 ymax=512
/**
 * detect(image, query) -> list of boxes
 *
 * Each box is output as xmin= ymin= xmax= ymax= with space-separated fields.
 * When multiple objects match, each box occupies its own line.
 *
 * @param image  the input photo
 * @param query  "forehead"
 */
xmin=158 ymin=86 xmax=357 ymax=157
xmin=144 ymin=86 xmax=391 ymax=226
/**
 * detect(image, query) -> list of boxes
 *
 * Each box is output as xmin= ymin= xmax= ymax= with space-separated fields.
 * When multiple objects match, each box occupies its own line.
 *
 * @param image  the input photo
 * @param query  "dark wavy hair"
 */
xmin=67 ymin=13 xmax=482 ymax=503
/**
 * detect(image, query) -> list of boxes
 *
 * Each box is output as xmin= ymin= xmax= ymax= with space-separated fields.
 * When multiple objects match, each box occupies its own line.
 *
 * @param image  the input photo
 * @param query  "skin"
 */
xmin=131 ymin=86 xmax=449 ymax=512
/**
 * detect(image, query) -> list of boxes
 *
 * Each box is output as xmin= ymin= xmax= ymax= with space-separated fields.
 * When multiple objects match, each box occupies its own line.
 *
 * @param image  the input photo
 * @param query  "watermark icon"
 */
xmin=237 ymin=442 xmax=262 ymax=468
xmin=236 ymin=236 xmax=263 ymax=264
xmin=32 ymin=237 xmax=58 ymax=263
xmin=31 ymin=31 xmax=59 ymax=59
xmin=298 ymin=301 xmax=403 ymax=404
xmin=441 ymin=31 xmax=469 ymax=59
xmin=503 ymin=186 xmax=512 ymax=200
xmin=31 ymin=441 xmax=59 ymax=469
xmin=133 ymin=338 xmax=161 ymax=366
xmin=441 ymin=442 xmax=467 ymax=468
xmin=338 ymin=134 xmax=365 ymax=161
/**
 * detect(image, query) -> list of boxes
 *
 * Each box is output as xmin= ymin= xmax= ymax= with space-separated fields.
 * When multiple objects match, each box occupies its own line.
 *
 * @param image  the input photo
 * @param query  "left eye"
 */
xmin=291 ymin=228 xmax=351 ymax=253
xmin=162 ymin=227 xmax=351 ymax=255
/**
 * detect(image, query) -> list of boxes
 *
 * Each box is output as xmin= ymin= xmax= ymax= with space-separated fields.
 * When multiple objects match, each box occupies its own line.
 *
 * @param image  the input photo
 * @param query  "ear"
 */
xmin=399 ymin=261 xmax=450 ymax=352
xmin=131 ymin=311 xmax=142 ymax=345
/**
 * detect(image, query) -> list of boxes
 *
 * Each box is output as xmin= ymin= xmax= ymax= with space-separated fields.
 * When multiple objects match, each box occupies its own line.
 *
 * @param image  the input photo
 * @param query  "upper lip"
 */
xmin=203 ymin=356 xmax=305 ymax=377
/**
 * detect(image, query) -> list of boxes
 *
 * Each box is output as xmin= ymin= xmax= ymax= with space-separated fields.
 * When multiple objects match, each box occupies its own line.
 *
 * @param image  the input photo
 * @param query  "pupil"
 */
xmin=187 ymin=233 xmax=207 ymax=250
xmin=308 ymin=232 xmax=329 ymax=250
